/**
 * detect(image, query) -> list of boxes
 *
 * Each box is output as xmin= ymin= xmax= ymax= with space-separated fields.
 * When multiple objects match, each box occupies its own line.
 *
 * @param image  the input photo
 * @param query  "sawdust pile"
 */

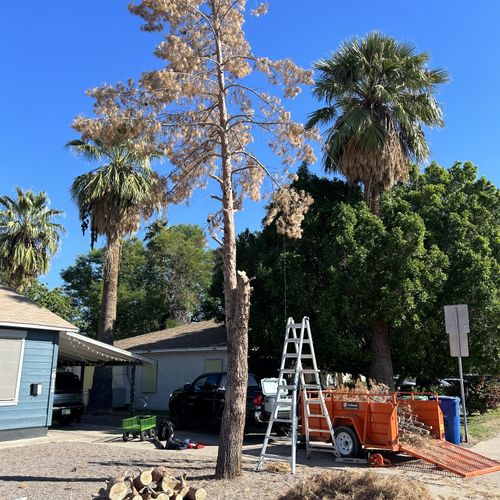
xmin=278 ymin=470 xmax=433 ymax=500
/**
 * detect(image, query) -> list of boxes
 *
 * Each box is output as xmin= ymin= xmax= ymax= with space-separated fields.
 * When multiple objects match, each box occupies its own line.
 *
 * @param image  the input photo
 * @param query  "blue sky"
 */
xmin=1 ymin=1 xmax=499 ymax=287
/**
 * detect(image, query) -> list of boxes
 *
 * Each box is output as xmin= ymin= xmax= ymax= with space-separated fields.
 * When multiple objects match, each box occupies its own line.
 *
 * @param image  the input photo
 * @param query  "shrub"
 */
xmin=444 ymin=377 xmax=500 ymax=414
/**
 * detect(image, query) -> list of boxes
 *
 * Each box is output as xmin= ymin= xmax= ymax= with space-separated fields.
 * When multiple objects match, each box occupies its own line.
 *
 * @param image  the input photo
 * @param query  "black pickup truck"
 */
xmin=168 ymin=372 xmax=263 ymax=429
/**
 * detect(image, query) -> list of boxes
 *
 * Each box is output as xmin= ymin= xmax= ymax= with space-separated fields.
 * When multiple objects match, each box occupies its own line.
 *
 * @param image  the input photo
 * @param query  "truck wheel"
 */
xmin=334 ymin=426 xmax=360 ymax=458
xmin=122 ymin=432 xmax=129 ymax=442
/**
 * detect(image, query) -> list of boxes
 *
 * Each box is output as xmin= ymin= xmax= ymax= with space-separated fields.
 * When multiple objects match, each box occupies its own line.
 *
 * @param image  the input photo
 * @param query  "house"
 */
xmin=115 ymin=320 xmax=227 ymax=411
xmin=0 ymin=284 xmax=151 ymax=441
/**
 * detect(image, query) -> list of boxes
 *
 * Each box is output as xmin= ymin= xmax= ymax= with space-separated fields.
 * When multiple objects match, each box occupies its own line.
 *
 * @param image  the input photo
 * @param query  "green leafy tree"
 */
xmin=24 ymin=281 xmax=84 ymax=330
xmin=61 ymin=224 xmax=214 ymax=339
xmin=306 ymin=32 xmax=449 ymax=386
xmin=0 ymin=188 xmax=65 ymax=291
xmin=234 ymin=164 xmax=499 ymax=381
xmin=67 ymin=138 xmax=166 ymax=410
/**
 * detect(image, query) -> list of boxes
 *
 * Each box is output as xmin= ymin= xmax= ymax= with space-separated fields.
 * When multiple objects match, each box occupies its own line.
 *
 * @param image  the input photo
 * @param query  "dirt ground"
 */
xmin=0 ymin=425 xmax=499 ymax=500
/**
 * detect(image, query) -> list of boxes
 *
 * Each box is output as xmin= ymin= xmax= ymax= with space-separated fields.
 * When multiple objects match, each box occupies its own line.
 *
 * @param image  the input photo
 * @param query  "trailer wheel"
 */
xmin=334 ymin=426 xmax=360 ymax=458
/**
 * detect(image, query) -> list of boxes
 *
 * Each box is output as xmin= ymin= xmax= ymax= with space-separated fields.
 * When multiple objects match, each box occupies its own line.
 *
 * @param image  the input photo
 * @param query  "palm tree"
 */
xmin=0 ymin=188 xmax=65 ymax=291
xmin=306 ymin=32 xmax=448 ymax=386
xmin=67 ymin=138 xmax=165 ymax=409
xmin=306 ymin=31 xmax=448 ymax=213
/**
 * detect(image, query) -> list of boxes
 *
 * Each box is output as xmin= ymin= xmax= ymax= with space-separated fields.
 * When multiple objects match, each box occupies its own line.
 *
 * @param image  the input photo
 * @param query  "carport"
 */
xmin=57 ymin=331 xmax=154 ymax=411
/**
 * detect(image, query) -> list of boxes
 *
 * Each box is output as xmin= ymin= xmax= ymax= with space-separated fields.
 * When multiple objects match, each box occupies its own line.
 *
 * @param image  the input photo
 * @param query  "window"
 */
xmin=141 ymin=364 xmax=157 ymax=394
xmin=219 ymin=373 xmax=258 ymax=390
xmin=204 ymin=359 xmax=223 ymax=373
xmin=0 ymin=330 xmax=26 ymax=406
xmin=193 ymin=375 xmax=208 ymax=392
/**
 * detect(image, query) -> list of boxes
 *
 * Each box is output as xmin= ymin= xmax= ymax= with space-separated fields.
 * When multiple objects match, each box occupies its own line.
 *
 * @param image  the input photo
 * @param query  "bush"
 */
xmin=444 ymin=377 xmax=500 ymax=414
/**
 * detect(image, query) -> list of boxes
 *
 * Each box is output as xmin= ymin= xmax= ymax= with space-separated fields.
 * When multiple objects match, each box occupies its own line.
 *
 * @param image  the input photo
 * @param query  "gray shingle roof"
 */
xmin=115 ymin=320 xmax=227 ymax=351
xmin=0 ymin=283 xmax=78 ymax=332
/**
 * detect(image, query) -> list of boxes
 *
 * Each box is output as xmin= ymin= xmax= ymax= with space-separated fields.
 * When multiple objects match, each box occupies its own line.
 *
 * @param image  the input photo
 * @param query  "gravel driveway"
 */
xmin=0 ymin=426 xmax=499 ymax=499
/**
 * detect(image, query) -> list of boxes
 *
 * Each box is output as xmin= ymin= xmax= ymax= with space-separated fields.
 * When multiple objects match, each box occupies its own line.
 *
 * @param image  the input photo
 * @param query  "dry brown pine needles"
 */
xmin=278 ymin=470 xmax=433 ymax=500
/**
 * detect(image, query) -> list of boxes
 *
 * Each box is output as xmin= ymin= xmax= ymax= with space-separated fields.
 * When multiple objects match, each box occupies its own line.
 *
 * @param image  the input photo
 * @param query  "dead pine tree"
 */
xmin=73 ymin=0 xmax=317 ymax=479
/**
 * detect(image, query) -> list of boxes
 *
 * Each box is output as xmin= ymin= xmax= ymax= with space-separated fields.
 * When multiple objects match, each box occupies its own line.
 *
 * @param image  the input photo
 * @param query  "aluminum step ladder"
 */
xmin=256 ymin=317 xmax=338 ymax=473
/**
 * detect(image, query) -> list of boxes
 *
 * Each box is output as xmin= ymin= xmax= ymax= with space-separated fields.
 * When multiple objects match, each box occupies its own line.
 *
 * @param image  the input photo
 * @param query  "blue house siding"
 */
xmin=0 ymin=329 xmax=58 ymax=437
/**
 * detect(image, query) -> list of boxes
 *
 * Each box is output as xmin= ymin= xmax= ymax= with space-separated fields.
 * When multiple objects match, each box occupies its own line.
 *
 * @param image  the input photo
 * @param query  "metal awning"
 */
xmin=58 ymin=331 xmax=154 ymax=366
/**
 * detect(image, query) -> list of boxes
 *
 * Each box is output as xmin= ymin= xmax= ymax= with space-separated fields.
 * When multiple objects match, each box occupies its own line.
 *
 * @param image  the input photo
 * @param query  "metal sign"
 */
xmin=444 ymin=304 xmax=470 ymax=442
xmin=444 ymin=304 xmax=469 ymax=357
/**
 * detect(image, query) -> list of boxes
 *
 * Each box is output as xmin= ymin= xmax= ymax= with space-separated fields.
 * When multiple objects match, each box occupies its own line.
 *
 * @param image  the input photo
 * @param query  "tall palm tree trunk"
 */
xmin=366 ymin=183 xmax=395 ymax=389
xmin=88 ymin=234 xmax=122 ymax=411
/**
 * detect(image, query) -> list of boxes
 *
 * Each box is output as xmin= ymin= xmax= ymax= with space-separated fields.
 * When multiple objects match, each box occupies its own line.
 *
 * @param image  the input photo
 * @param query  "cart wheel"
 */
xmin=122 ymin=432 xmax=129 ymax=442
xmin=147 ymin=428 xmax=156 ymax=439
xmin=334 ymin=426 xmax=361 ymax=458
xmin=133 ymin=432 xmax=139 ymax=440
xmin=140 ymin=431 xmax=146 ymax=441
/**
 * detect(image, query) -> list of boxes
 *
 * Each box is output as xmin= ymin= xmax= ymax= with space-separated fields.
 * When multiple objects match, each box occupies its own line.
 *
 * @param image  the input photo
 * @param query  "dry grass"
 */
xmin=265 ymin=462 xmax=292 ymax=474
xmin=278 ymin=470 xmax=433 ymax=500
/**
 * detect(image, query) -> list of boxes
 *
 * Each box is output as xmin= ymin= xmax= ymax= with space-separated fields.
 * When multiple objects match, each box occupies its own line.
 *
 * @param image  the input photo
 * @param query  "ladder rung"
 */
xmin=280 ymin=369 xmax=297 ymax=374
xmin=303 ymin=384 xmax=321 ymax=390
xmin=284 ymin=354 xmax=313 ymax=359
xmin=284 ymin=385 xmax=297 ymax=390
xmin=306 ymin=428 xmax=330 ymax=433
xmin=288 ymin=323 xmax=303 ymax=328
xmin=262 ymin=454 xmax=292 ymax=461
xmin=272 ymin=418 xmax=293 ymax=423
xmin=275 ymin=401 xmax=293 ymax=407
xmin=286 ymin=338 xmax=310 ymax=344
xmin=302 ymin=369 xmax=319 ymax=374
xmin=305 ymin=413 xmax=328 ymax=419
xmin=284 ymin=354 xmax=298 ymax=358
xmin=305 ymin=399 xmax=323 ymax=404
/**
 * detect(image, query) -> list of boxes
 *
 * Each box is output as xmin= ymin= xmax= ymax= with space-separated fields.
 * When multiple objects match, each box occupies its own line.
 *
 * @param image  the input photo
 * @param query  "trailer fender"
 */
xmin=332 ymin=416 xmax=363 ymax=444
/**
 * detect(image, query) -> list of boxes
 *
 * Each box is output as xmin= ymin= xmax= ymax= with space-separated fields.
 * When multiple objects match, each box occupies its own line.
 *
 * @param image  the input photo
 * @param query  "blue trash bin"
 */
xmin=438 ymin=396 xmax=461 ymax=444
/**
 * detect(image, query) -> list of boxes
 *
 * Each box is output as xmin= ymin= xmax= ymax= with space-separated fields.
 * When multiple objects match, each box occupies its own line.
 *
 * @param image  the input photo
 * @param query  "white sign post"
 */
xmin=444 ymin=304 xmax=470 ymax=442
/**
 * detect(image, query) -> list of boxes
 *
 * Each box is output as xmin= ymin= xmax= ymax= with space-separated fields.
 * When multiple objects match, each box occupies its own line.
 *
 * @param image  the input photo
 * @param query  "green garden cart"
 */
xmin=121 ymin=415 xmax=157 ymax=441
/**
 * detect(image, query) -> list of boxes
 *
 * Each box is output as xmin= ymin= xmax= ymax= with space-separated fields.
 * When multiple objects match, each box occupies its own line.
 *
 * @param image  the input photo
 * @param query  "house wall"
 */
xmin=113 ymin=349 xmax=228 ymax=411
xmin=0 ymin=329 xmax=58 ymax=440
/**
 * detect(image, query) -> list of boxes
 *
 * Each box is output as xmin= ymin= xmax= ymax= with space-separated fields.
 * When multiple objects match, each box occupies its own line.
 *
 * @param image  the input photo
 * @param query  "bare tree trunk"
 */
xmin=88 ymin=234 xmax=122 ymax=411
xmin=368 ymin=320 xmax=395 ymax=389
xmin=212 ymin=8 xmax=251 ymax=478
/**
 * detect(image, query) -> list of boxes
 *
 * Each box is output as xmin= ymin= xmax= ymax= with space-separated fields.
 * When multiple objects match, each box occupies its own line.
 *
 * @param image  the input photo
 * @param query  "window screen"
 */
xmin=0 ymin=338 xmax=24 ymax=402
xmin=204 ymin=359 xmax=223 ymax=373
xmin=141 ymin=364 xmax=157 ymax=394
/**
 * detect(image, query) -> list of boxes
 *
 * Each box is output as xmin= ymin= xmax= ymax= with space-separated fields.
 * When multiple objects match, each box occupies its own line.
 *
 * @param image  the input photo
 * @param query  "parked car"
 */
xmin=253 ymin=377 xmax=293 ymax=436
xmin=52 ymin=370 xmax=84 ymax=425
xmin=168 ymin=372 xmax=263 ymax=429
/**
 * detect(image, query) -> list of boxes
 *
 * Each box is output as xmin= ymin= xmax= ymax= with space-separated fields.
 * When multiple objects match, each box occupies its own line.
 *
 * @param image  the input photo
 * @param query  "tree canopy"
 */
xmin=61 ymin=224 xmax=214 ymax=339
xmin=0 ymin=188 xmax=65 ymax=291
xmin=306 ymin=31 xmax=448 ymax=213
xmin=231 ymin=163 xmax=499 ymax=379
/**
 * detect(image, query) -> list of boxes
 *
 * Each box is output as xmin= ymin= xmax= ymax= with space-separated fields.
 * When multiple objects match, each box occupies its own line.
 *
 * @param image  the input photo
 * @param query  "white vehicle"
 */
xmin=255 ymin=377 xmax=293 ymax=436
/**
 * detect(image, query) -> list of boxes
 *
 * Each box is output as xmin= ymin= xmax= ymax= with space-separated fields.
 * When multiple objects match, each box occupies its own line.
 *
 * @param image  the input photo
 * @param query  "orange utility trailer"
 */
xmin=301 ymin=391 xmax=445 ymax=453
xmin=300 ymin=390 xmax=500 ymax=478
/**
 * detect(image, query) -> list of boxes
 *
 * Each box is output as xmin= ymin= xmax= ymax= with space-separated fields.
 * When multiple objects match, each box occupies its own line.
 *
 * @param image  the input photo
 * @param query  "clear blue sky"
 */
xmin=1 ymin=1 xmax=499 ymax=287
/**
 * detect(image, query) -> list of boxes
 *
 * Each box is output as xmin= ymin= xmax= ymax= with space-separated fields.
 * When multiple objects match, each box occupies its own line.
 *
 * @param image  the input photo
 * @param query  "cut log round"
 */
xmin=132 ymin=470 xmax=153 ymax=491
xmin=153 ymin=494 xmax=169 ymax=500
xmin=106 ymin=478 xmax=129 ymax=500
xmin=174 ymin=485 xmax=190 ymax=497
xmin=151 ymin=466 xmax=168 ymax=483
xmin=186 ymin=487 xmax=207 ymax=500
xmin=160 ymin=477 xmax=179 ymax=492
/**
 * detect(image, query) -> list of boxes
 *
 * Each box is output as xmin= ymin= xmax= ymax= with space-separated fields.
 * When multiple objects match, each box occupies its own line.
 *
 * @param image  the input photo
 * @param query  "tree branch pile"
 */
xmin=95 ymin=467 xmax=207 ymax=500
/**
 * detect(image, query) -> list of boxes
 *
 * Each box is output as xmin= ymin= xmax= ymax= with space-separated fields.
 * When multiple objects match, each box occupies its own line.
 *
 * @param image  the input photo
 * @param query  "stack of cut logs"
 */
xmin=100 ymin=467 xmax=207 ymax=500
